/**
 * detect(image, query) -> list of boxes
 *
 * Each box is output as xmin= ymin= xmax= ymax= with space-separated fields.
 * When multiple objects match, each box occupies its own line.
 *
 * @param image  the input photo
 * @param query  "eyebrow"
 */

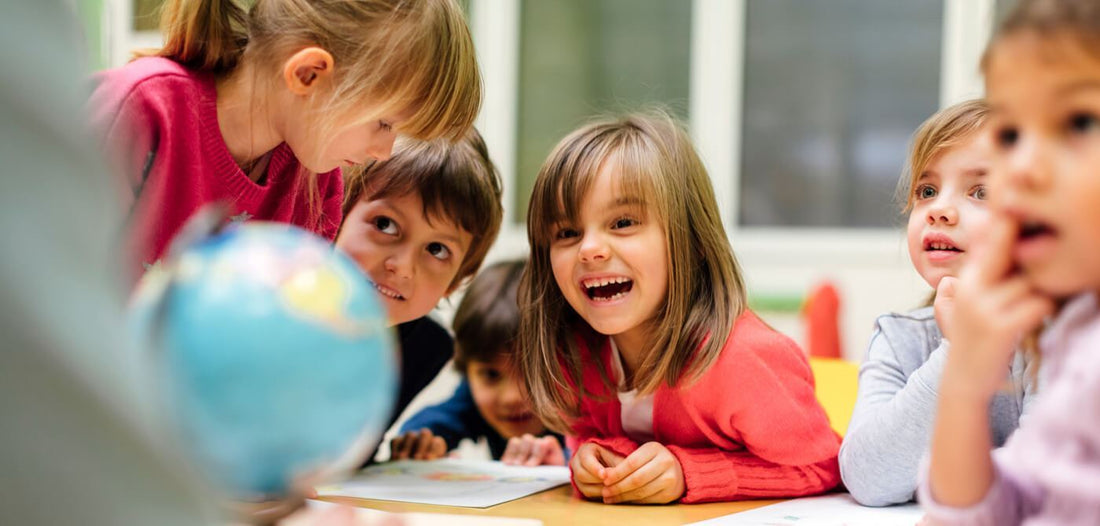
xmin=373 ymin=201 xmax=407 ymax=222
xmin=920 ymin=167 xmax=986 ymax=180
xmin=435 ymin=231 xmax=467 ymax=249
xmin=1055 ymin=79 xmax=1100 ymax=97
xmin=419 ymin=212 xmax=468 ymax=248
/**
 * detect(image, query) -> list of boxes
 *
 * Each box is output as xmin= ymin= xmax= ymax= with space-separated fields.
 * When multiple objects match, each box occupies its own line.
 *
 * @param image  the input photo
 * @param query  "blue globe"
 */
xmin=130 ymin=221 xmax=396 ymax=498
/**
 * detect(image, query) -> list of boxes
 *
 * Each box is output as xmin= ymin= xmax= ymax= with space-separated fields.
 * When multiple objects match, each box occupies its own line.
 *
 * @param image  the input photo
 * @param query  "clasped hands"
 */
xmin=571 ymin=441 xmax=685 ymax=504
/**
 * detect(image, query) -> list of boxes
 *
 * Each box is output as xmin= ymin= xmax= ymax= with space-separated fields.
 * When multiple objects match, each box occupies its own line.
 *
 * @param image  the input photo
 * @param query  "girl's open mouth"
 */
xmin=582 ymin=277 xmax=634 ymax=302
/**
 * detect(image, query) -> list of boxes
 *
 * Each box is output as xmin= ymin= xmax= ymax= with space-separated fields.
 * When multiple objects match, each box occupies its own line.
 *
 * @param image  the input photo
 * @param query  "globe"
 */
xmin=130 ymin=221 xmax=396 ymax=499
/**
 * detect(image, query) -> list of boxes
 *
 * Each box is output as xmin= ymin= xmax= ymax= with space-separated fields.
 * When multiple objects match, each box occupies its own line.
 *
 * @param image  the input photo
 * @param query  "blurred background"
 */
xmin=76 ymin=0 xmax=1018 ymax=455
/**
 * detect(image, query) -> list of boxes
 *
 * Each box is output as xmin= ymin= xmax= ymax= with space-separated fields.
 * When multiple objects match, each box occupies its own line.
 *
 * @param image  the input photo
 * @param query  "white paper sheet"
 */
xmin=686 ymin=494 xmax=923 ymax=526
xmin=316 ymin=459 xmax=570 ymax=508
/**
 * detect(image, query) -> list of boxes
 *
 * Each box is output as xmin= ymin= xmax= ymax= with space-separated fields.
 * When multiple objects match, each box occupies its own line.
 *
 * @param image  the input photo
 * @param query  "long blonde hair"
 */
xmin=136 ymin=0 xmax=480 ymax=228
xmin=518 ymin=111 xmax=747 ymax=434
xmin=140 ymin=0 xmax=481 ymax=142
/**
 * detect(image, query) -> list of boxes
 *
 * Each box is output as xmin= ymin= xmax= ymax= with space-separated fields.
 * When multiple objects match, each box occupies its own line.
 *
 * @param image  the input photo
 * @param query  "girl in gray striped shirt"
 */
xmin=839 ymin=100 xmax=1036 ymax=506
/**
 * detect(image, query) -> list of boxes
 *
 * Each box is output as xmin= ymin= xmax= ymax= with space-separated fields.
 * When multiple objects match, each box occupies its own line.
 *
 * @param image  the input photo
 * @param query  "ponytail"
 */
xmin=134 ymin=0 xmax=249 ymax=74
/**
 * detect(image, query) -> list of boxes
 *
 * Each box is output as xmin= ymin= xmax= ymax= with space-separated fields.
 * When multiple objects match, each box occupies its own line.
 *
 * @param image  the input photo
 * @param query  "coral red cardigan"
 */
xmin=566 ymin=311 xmax=842 ymax=503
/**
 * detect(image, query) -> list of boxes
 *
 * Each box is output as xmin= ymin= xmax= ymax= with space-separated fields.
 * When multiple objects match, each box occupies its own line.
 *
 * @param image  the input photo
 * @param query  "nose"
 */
xmin=577 ymin=231 xmax=610 ymax=263
xmin=499 ymin=379 xmax=527 ymax=409
xmin=925 ymin=195 xmax=958 ymax=226
xmin=384 ymin=247 xmax=414 ymax=280
xmin=998 ymin=134 xmax=1053 ymax=199
xmin=366 ymin=129 xmax=397 ymax=162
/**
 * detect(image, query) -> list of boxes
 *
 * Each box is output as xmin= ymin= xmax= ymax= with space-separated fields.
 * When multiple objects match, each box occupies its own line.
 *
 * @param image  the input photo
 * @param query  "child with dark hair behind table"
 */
xmin=391 ymin=260 xmax=566 ymax=466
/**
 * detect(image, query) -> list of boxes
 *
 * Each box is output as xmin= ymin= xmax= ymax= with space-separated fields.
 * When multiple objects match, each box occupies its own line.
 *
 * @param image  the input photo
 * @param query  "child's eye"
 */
xmin=995 ymin=126 xmax=1019 ymax=149
xmin=378 ymin=120 xmax=393 ymax=132
xmin=1068 ymin=112 xmax=1100 ymax=135
xmin=970 ymin=185 xmax=988 ymax=201
xmin=555 ymin=227 xmax=579 ymax=240
xmin=478 ymin=368 xmax=502 ymax=383
xmin=372 ymin=216 xmax=398 ymax=235
xmin=916 ymin=184 xmax=937 ymax=200
xmin=612 ymin=217 xmax=638 ymax=229
xmin=426 ymin=242 xmax=451 ymax=260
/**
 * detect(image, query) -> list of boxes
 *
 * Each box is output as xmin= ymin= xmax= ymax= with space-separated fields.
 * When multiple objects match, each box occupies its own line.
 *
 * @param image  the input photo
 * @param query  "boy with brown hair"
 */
xmin=335 ymin=128 xmax=503 ymax=462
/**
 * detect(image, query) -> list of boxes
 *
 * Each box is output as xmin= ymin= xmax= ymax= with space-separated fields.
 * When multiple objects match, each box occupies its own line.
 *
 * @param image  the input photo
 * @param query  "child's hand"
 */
xmin=389 ymin=429 xmax=447 ymax=461
xmin=933 ymin=276 xmax=958 ymax=337
xmin=502 ymin=434 xmax=566 ymax=466
xmin=942 ymin=219 xmax=1053 ymax=400
xmin=599 ymin=442 xmax=685 ymax=504
xmin=570 ymin=442 xmax=624 ymax=499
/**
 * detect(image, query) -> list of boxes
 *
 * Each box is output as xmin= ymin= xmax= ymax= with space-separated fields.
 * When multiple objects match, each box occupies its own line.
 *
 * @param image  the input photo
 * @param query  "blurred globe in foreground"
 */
xmin=130 ymin=221 xmax=395 ymax=498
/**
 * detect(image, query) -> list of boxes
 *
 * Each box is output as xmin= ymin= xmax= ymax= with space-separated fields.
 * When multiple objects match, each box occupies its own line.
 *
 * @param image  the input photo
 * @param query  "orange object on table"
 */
xmin=802 ymin=281 xmax=842 ymax=359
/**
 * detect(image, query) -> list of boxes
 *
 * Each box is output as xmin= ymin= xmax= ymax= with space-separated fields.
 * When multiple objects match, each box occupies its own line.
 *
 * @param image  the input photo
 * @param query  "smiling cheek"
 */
xmin=906 ymin=214 xmax=925 ymax=271
xmin=550 ymin=249 xmax=581 ymax=307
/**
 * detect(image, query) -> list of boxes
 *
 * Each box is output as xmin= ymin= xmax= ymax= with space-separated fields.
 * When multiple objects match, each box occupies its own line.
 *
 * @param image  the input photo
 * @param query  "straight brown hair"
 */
xmin=518 ymin=111 xmax=747 ymax=434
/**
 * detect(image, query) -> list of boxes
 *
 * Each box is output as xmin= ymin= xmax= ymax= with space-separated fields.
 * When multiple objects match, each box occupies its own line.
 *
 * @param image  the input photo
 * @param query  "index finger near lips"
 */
xmin=972 ymin=215 xmax=1019 ymax=285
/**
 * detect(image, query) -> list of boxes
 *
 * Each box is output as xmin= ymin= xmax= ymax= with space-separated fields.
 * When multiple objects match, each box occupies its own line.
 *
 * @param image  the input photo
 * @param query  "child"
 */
xmin=839 ymin=100 xmax=1038 ymax=506
xmin=517 ymin=111 xmax=842 ymax=504
xmin=390 ymin=260 xmax=566 ymax=466
xmin=335 ymin=127 xmax=503 ymax=463
xmin=921 ymin=0 xmax=1100 ymax=523
xmin=89 ymin=0 xmax=481 ymax=280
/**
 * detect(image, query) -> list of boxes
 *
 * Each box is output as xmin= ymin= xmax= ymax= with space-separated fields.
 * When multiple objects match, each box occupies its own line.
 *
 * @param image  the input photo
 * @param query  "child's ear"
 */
xmin=282 ymin=47 xmax=335 ymax=96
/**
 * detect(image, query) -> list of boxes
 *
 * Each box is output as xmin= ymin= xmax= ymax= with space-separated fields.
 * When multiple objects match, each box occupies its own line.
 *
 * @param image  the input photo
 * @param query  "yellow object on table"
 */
xmin=809 ymin=357 xmax=860 ymax=436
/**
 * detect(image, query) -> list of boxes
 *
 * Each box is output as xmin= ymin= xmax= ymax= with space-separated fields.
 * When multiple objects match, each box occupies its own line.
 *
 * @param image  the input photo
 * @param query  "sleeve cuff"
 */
xmin=917 ymin=455 xmax=1007 ymax=526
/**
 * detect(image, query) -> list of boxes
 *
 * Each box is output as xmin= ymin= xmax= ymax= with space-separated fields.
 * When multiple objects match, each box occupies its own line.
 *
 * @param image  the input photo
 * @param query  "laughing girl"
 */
xmin=517 ymin=111 xmax=841 ymax=504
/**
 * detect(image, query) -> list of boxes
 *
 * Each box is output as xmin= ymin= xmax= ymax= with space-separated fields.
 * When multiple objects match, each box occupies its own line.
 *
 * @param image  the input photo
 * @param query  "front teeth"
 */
xmin=370 ymin=281 xmax=403 ymax=299
xmin=583 ymin=276 xmax=629 ymax=289
xmin=595 ymin=291 xmax=628 ymax=302
xmin=930 ymin=243 xmax=954 ymax=250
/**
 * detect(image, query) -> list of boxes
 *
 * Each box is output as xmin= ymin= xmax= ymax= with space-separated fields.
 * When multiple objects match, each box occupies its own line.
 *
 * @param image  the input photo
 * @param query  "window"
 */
xmin=134 ymin=0 xmax=161 ymax=32
xmin=513 ymin=0 xmax=692 ymax=220
xmin=738 ymin=1 xmax=943 ymax=228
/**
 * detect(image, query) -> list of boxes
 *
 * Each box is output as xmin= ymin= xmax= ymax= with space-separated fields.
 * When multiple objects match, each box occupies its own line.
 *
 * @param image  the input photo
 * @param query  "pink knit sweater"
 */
xmin=919 ymin=293 xmax=1100 ymax=525
xmin=88 ymin=57 xmax=343 ymax=280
